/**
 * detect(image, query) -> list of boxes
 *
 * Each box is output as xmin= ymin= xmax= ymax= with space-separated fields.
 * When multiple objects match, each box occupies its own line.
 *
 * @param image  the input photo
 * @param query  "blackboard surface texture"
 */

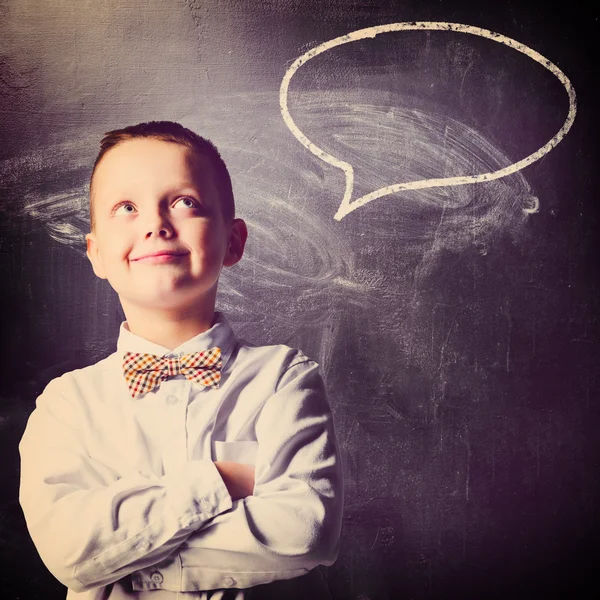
xmin=1 ymin=1 xmax=598 ymax=599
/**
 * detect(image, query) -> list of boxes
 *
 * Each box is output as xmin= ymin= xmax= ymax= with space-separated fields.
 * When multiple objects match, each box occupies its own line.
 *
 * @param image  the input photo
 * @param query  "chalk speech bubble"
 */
xmin=279 ymin=22 xmax=577 ymax=221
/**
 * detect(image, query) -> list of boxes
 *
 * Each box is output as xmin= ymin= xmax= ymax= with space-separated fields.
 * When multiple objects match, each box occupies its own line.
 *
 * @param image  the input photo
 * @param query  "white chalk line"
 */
xmin=279 ymin=22 xmax=577 ymax=221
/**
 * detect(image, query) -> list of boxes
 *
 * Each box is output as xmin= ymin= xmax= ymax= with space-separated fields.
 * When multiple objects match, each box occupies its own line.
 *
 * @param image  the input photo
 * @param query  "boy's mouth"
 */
xmin=131 ymin=250 xmax=188 ymax=263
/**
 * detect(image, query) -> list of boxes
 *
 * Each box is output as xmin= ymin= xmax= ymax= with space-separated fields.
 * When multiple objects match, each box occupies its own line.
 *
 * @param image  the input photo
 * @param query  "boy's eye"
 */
xmin=114 ymin=202 xmax=136 ymax=215
xmin=173 ymin=196 xmax=198 ymax=209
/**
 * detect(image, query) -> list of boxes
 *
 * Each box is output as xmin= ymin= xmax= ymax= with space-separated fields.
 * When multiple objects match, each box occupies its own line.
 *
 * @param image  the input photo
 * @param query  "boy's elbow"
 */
xmin=26 ymin=522 xmax=104 ymax=594
xmin=34 ymin=550 xmax=88 ymax=594
xmin=264 ymin=524 xmax=339 ymax=573
xmin=253 ymin=490 xmax=342 ymax=569
xmin=301 ymin=510 xmax=342 ymax=568
xmin=60 ymin=574 xmax=89 ymax=595
xmin=45 ymin=555 xmax=116 ymax=594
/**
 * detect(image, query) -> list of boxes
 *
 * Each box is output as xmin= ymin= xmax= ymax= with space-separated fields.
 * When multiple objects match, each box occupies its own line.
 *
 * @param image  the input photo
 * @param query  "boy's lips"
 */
xmin=131 ymin=250 xmax=188 ymax=263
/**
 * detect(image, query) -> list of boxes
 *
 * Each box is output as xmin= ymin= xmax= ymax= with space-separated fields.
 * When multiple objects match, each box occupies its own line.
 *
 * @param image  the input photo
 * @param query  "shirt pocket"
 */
xmin=212 ymin=440 xmax=258 ymax=465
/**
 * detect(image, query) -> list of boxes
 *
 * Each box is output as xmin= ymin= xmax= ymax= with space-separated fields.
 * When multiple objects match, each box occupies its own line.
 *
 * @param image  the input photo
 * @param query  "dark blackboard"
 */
xmin=1 ymin=1 xmax=598 ymax=598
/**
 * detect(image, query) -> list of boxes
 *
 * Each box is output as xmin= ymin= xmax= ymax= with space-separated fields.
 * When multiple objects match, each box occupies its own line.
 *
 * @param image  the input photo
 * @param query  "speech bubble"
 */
xmin=279 ymin=22 xmax=577 ymax=221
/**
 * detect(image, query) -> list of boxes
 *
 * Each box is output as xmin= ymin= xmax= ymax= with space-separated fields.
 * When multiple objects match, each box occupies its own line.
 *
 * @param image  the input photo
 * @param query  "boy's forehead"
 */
xmin=93 ymin=139 xmax=215 ymax=195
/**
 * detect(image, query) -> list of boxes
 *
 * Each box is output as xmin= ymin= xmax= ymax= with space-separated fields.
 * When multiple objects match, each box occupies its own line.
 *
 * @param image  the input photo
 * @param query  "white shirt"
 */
xmin=19 ymin=313 xmax=344 ymax=600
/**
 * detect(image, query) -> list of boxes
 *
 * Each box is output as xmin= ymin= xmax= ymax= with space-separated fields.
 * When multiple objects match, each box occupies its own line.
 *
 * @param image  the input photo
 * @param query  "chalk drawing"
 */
xmin=280 ymin=22 xmax=577 ymax=220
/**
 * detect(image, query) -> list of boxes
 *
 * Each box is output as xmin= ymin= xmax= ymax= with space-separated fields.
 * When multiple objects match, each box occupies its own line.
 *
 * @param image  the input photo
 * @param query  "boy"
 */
xmin=19 ymin=121 xmax=344 ymax=599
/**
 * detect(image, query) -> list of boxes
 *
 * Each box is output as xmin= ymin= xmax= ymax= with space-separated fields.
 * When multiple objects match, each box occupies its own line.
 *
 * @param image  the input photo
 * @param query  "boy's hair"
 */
xmin=89 ymin=121 xmax=235 ymax=231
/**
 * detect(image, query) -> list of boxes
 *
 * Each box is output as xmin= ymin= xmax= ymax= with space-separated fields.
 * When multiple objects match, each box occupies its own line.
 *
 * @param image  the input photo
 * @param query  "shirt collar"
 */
xmin=116 ymin=311 xmax=237 ymax=368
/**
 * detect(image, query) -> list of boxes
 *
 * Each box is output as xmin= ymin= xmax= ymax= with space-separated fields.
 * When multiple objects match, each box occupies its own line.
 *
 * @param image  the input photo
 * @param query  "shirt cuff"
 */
xmin=163 ymin=460 xmax=233 ymax=529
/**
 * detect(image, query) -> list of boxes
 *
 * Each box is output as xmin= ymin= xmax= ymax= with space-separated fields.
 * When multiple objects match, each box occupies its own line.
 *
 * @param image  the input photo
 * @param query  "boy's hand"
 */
xmin=213 ymin=461 xmax=255 ymax=500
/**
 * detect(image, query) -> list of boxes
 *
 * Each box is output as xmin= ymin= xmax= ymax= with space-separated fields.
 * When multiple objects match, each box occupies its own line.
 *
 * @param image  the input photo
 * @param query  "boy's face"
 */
xmin=86 ymin=138 xmax=245 ymax=316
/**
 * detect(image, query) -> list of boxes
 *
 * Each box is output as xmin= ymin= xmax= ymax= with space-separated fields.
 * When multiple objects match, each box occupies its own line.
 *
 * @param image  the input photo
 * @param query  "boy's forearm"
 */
xmin=19 ymin=382 xmax=234 ymax=593
xmin=129 ymin=359 xmax=344 ymax=592
xmin=130 ymin=447 xmax=342 ymax=591
xmin=21 ymin=458 xmax=231 ymax=592
xmin=178 ymin=472 xmax=341 ymax=590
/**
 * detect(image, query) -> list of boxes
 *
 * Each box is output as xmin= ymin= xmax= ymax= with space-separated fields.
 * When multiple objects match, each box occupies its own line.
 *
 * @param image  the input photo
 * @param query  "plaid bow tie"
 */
xmin=122 ymin=348 xmax=222 ymax=398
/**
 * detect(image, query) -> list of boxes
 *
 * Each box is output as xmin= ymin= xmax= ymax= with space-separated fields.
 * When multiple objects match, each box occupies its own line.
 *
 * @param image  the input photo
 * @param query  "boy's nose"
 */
xmin=144 ymin=212 xmax=175 ymax=239
xmin=146 ymin=225 xmax=173 ymax=238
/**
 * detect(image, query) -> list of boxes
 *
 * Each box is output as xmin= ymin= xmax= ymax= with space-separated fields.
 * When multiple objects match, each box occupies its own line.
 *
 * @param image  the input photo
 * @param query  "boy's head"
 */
xmin=85 ymin=121 xmax=247 ymax=321
xmin=88 ymin=121 xmax=235 ymax=231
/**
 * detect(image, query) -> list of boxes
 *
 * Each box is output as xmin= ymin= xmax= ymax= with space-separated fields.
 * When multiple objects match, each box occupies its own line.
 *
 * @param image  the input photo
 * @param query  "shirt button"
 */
xmin=165 ymin=394 xmax=179 ymax=405
xmin=223 ymin=576 xmax=236 ymax=587
xmin=201 ymin=499 xmax=212 ymax=513
xmin=181 ymin=514 xmax=195 ymax=528
xmin=136 ymin=540 xmax=151 ymax=552
xmin=151 ymin=571 xmax=164 ymax=585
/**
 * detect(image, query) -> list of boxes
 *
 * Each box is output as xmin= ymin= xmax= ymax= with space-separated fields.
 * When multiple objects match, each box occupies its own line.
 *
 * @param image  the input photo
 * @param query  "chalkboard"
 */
xmin=1 ymin=1 xmax=598 ymax=598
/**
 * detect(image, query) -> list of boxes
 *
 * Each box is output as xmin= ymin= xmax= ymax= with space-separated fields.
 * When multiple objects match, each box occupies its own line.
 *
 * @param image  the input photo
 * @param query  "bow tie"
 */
xmin=122 ymin=348 xmax=222 ymax=398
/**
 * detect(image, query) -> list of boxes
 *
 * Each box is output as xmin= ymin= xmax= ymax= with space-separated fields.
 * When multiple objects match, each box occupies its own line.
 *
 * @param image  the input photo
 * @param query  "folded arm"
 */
xmin=131 ymin=355 xmax=344 ymax=591
xmin=19 ymin=377 xmax=235 ymax=593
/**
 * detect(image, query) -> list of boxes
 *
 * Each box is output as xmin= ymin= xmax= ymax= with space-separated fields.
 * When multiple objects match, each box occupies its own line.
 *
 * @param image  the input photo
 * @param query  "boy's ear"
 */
xmin=85 ymin=232 xmax=108 ymax=279
xmin=223 ymin=218 xmax=248 ymax=267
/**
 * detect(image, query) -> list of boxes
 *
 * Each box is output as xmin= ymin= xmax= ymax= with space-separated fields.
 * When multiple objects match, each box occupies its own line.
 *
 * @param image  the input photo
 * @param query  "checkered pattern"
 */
xmin=122 ymin=347 xmax=222 ymax=398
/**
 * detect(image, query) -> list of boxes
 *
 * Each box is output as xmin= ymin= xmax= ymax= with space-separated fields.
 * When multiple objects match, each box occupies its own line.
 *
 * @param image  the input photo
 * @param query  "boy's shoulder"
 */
xmin=234 ymin=338 xmax=322 ymax=391
xmin=234 ymin=339 xmax=318 ymax=373
xmin=236 ymin=337 xmax=317 ymax=369
xmin=35 ymin=351 xmax=121 ymax=406
xmin=62 ymin=351 xmax=119 ymax=380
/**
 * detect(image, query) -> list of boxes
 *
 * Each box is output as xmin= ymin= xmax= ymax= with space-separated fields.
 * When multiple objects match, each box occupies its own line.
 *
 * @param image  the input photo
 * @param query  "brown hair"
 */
xmin=89 ymin=121 xmax=235 ymax=230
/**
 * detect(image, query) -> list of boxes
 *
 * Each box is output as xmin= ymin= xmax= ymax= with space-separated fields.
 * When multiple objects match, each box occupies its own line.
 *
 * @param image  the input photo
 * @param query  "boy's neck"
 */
xmin=122 ymin=304 xmax=216 ymax=351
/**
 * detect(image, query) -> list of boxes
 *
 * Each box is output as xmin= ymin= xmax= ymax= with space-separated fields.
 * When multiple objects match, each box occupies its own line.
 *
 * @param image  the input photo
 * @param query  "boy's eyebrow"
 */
xmin=106 ymin=184 xmax=204 ymax=197
xmin=169 ymin=184 xmax=211 ymax=201
xmin=175 ymin=183 xmax=203 ymax=194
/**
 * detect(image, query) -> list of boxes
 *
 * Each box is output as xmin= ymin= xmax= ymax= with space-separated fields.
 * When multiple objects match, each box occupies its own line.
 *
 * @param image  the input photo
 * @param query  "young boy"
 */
xmin=19 ymin=121 xmax=344 ymax=599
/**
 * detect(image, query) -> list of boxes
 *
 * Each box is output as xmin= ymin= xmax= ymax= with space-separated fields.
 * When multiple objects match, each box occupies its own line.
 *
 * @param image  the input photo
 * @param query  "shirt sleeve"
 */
xmin=130 ymin=353 xmax=344 ymax=592
xmin=18 ymin=377 xmax=233 ymax=593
